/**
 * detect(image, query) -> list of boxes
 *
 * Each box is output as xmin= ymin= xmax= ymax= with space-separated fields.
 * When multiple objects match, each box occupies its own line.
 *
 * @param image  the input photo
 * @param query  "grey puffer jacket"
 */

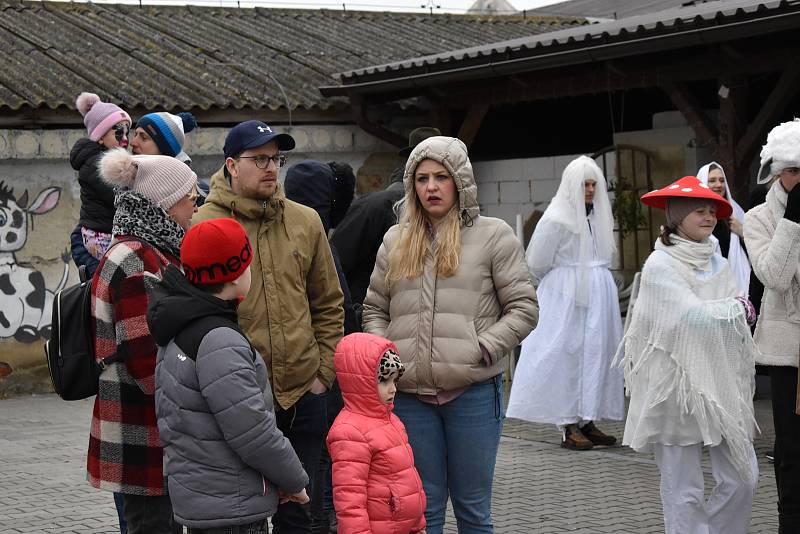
xmin=149 ymin=266 xmax=308 ymax=529
xmin=362 ymin=136 xmax=538 ymax=394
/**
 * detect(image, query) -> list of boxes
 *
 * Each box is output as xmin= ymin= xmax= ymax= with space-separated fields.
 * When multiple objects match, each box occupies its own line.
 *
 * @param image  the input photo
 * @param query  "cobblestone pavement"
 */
xmin=0 ymin=394 xmax=779 ymax=534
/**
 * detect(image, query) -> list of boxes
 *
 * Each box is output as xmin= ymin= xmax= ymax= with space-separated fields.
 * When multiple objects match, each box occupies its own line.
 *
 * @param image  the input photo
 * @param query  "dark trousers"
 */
xmin=122 ymin=494 xmax=182 ymax=534
xmin=771 ymin=366 xmax=800 ymax=533
xmin=311 ymin=382 xmax=343 ymax=533
xmin=188 ymin=520 xmax=268 ymax=534
xmin=272 ymin=391 xmax=328 ymax=534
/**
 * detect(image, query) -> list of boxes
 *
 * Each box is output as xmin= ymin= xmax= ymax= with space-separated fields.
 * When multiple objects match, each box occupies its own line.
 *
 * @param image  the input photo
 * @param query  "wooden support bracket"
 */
xmin=457 ymin=103 xmax=490 ymax=149
xmin=736 ymin=63 xmax=800 ymax=170
xmin=661 ymin=80 xmax=719 ymax=152
xmin=349 ymin=94 xmax=407 ymax=148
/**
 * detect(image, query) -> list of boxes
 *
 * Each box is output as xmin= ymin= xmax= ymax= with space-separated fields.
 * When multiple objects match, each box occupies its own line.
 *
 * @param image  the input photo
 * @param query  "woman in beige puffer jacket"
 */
xmin=363 ymin=136 xmax=538 ymax=534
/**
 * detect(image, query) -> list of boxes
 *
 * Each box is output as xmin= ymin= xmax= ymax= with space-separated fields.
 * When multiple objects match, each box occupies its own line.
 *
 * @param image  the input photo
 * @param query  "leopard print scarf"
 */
xmin=113 ymin=190 xmax=184 ymax=258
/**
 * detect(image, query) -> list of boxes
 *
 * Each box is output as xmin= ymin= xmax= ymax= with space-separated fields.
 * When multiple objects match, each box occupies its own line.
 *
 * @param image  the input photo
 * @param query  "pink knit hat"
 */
xmin=75 ymin=92 xmax=131 ymax=142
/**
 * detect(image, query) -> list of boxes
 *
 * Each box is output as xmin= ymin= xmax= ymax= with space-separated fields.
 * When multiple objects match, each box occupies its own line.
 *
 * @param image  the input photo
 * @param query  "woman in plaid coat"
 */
xmin=88 ymin=149 xmax=199 ymax=534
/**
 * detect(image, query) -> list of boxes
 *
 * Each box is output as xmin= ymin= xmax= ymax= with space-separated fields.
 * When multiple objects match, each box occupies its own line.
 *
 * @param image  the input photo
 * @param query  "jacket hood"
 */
xmin=335 ymin=333 xmax=396 ymax=418
xmin=403 ymin=136 xmax=480 ymax=223
xmin=146 ymin=264 xmax=239 ymax=346
xmin=70 ymin=138 xmax=105 ymax=171
xmin=284 ymin=160 xmax=334 ymax=232
xmin=204 ymin=165 xmax=285 ymax=222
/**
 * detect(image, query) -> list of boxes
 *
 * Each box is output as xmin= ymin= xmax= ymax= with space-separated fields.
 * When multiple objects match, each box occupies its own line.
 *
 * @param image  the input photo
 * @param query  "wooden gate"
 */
xmin=593 ymin=145 xmax=658 ymax=274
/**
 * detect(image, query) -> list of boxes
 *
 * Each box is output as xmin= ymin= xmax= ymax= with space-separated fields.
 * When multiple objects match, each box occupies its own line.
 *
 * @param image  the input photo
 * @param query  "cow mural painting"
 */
xmin=0 ymin=182 xmax=68 ymax=348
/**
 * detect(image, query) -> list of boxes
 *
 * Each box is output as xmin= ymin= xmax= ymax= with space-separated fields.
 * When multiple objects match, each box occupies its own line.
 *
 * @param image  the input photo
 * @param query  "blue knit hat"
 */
xmin=136 ymin=112 xmax=197 ymax=157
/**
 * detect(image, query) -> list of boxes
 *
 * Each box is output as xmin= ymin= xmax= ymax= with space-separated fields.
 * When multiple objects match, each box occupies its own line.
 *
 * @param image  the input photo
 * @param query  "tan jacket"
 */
xmin=194 ymin=168 xmax=344 ymax=409
xmin=744 ymin=181 xmax=800 ymax=369
xmin=362 ymin=137 xmax=538 ymax=394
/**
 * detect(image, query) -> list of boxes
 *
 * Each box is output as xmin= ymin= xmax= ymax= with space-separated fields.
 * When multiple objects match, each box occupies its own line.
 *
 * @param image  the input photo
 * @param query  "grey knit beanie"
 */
xmin=665 ymin=197 xmax=714 ymax=227
xmin=99 ymin=148 xmax=196 ymax=210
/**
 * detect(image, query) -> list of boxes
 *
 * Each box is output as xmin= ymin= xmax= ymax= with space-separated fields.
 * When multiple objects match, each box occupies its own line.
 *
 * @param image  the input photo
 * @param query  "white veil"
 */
xmin=526 ymin=155 xmax=616 ymax=306
xmin=696 ymin=162 xmax=751 ymax=295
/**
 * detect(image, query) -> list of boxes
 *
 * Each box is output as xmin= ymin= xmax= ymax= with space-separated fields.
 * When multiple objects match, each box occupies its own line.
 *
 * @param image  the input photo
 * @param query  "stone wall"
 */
xmin=0 ymin=125 xmax=394 ymax=372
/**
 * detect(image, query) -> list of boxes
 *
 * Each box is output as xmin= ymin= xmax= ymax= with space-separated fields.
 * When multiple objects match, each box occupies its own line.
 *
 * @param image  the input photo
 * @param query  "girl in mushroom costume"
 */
xmin=619 ymin=175 xmax=759 ymax=534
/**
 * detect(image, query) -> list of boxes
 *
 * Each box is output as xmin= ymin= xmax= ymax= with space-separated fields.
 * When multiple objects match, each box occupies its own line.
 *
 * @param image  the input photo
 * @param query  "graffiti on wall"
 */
xmin=0 ymin=182 xmax=69 ymax=343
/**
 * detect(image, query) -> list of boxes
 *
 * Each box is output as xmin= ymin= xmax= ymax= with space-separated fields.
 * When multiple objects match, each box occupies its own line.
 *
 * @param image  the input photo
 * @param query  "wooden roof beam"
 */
xmin=349 ymin=94 xmax=407 ymax=149
xmin=660 ymin=79 xmax=719 ymax=153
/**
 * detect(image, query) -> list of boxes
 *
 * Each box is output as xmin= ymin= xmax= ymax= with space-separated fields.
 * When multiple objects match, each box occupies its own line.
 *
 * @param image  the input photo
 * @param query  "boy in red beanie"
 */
xmin=148 ymin=218 xmax=310 ymax=534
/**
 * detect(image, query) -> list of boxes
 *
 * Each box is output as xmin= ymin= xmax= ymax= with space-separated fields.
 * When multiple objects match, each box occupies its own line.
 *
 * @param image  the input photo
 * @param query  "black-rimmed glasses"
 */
xmin=238 ymin=154 xmax=287 ymax=169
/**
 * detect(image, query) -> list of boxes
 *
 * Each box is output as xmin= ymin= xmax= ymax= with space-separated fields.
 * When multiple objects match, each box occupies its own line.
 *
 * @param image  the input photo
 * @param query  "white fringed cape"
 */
xmin=616 ymin=246 xmax=758 ymax=484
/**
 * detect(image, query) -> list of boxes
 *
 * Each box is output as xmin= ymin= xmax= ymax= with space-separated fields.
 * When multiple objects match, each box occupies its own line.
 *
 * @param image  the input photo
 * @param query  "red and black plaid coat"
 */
xmin=87 ymin=237 xmax=178 ymax=495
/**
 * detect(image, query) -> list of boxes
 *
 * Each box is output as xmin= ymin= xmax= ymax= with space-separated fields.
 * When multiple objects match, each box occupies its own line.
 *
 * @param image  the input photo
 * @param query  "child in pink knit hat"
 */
xmin=69 ymin=92 xmax=132 ymax=276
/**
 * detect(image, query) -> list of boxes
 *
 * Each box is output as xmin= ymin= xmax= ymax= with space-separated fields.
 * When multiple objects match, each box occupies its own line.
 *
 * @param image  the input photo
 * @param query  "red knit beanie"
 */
xmin=181 ymin=218 xmax=253 ymax=286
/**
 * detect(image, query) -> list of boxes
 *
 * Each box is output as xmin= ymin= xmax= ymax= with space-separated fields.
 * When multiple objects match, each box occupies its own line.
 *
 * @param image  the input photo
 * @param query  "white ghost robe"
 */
xmin=506 ymin=216 xmax=625 ymax=426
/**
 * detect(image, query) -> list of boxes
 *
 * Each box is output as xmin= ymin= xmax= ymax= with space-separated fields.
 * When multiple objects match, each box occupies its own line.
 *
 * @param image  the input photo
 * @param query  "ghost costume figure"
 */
xmin=696 ymin=162 xmax=751 ymax=295
xmin=506 ymin=156 xmax=623 ymax=450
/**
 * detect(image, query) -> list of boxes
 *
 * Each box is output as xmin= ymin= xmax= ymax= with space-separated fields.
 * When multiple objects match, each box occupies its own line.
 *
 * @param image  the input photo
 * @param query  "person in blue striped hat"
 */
xmin=132 ymin=111 xmax=197 ymax=158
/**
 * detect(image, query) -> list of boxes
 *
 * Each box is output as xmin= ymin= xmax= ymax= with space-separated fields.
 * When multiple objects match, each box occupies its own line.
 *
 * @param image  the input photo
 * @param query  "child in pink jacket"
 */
xmin=327 ymin=333 xmax=426 ymax=534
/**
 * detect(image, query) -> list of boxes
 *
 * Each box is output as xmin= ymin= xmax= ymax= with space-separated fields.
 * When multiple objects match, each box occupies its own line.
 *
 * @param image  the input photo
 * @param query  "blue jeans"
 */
xmin=394 ymin=375 xmax=504 ymax=534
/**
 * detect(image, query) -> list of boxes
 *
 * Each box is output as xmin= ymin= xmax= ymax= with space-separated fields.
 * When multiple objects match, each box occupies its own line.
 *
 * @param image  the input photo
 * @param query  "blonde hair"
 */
xmin=386 ymin=175 xmax=461 ymax=284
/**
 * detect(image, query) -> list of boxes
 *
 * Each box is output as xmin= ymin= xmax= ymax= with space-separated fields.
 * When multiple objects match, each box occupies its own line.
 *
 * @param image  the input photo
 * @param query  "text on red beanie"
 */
xmin=181 ymin=218 xmax=252 ymax=286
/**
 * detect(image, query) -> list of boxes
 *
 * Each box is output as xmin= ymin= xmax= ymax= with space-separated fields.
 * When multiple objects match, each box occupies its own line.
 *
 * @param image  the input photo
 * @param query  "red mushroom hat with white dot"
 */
xmin=640 ymin=175 xmax=733 ymax=219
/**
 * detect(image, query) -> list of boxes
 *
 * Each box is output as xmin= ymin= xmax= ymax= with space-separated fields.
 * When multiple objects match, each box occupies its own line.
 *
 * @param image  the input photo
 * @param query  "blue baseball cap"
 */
xmin=223 ymin=120 xmax=295 ymax=159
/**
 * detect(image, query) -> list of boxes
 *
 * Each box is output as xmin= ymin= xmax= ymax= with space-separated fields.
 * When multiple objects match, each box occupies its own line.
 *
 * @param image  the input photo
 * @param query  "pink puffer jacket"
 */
xmin=327 ymin=333 xmax=426 ymax=534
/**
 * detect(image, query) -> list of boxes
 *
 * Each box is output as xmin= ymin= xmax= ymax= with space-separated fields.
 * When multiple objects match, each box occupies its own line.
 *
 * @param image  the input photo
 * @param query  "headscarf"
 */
xmin=527 ymin=155 xmax=615 ymax=306
xmin=696 ymin=162 xmax=751 ymax=294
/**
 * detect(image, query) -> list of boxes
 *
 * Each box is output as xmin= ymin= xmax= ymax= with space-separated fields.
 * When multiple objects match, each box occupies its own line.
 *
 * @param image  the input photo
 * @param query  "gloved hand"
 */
xmin=783 ymin=182 xmax=800 ymax=223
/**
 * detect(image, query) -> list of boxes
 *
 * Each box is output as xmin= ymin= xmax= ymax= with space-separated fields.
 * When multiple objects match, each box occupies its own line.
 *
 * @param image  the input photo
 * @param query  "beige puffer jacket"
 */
xmin=362 ymin=137 xmax=538 ymax=394
xmin=744 ymin=181 xmax=800 ymax=368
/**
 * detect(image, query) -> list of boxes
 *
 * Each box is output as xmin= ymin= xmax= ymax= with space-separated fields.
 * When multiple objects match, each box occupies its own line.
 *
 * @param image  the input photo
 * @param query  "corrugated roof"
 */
xmin=532 ymin=0 xmax=719 ymax=20
xmin=331 ymin=0 xmax=794 ymax=86
xmin=0 ymin=0 xmax=582 ymax=112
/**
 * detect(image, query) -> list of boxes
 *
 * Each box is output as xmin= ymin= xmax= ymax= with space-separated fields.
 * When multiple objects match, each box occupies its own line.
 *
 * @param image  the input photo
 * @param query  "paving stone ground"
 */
xmin=0 ymin=394 xmax=779 ymax=534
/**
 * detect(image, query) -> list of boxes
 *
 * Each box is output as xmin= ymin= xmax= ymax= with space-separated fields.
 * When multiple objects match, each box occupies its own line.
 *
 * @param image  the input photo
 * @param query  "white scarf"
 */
xmin=655 ymin=234 xmax=715 ymax=273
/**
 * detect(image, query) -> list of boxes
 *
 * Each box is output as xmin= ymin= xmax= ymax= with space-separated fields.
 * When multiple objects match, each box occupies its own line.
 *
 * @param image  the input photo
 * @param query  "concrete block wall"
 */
xmin=472 ymin=153 xmax=581 ymax=231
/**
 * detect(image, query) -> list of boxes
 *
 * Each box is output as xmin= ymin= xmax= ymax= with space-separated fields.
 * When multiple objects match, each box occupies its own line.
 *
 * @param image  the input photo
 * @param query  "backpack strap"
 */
xmin=174 ymin=315 xmax=257 ymax=363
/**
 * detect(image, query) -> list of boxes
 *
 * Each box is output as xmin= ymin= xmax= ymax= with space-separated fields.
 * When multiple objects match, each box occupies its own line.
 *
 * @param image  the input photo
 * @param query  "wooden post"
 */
xmin=717 ymin=74 xmax=749 ymax=207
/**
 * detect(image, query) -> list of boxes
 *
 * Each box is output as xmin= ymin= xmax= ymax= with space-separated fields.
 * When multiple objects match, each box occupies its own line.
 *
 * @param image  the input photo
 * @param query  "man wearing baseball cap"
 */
xmin=194 ymin=120 xmax=343 ymax=534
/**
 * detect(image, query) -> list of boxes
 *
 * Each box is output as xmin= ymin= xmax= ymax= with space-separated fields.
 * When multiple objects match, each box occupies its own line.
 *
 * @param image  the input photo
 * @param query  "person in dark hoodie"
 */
xmin=149 ymin=218 xmax=310 ymax=534
xmin=69 ymin=92 xmax=132 ymax=276
xmin=284 ymin=160 xmax=358 ymax=335
xmin=284 ymin=159 xmax=357 ymax=534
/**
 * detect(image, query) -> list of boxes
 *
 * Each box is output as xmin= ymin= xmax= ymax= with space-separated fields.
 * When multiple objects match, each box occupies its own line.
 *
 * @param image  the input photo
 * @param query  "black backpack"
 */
xmin=44 ymin=265 xmax=105 ymax=400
